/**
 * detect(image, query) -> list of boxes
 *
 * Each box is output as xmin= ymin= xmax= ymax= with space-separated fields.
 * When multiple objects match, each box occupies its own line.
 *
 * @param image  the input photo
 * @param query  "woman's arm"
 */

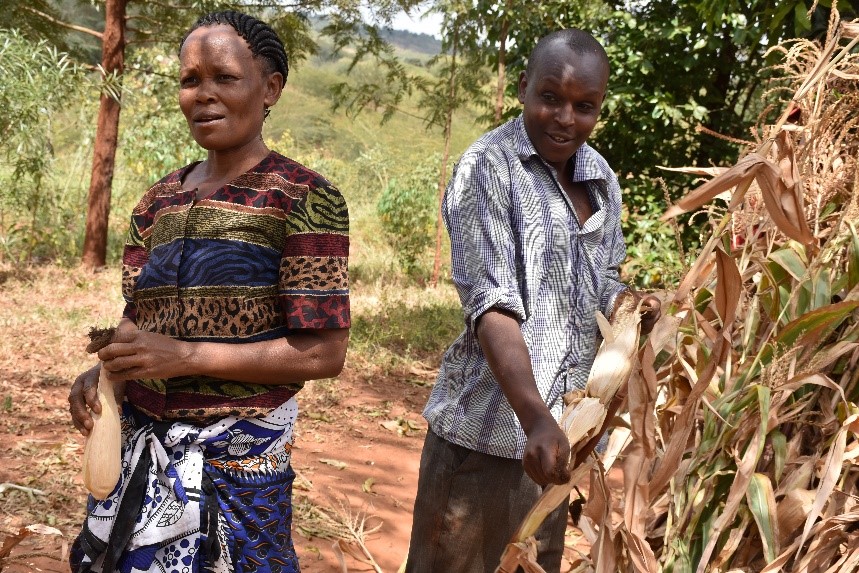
xmin=97 ymin=327 xmax=349 ymax=385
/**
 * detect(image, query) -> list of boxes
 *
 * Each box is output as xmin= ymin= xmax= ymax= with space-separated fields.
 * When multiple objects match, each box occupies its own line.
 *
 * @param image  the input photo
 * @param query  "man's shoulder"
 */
xmin=460 ymin=119 xmax=520 ymax=162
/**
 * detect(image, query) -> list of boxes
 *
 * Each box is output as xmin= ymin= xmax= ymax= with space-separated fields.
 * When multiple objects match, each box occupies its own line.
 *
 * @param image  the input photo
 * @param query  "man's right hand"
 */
xmin=522 ymin=416 xmax=571 ymax=486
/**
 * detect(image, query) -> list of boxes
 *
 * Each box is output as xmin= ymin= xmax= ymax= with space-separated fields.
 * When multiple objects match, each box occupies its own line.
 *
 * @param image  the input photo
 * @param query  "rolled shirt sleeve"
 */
xmin=443 ymin=153 xmax=526 ymax=330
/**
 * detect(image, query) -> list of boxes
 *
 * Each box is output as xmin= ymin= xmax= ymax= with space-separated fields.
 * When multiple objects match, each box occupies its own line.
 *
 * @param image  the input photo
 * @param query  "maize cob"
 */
xmin=496 ymin=295 xmax=643 ymax=573
xmin=81 ymin=326 xmax=122 ymax=500
xmin=81 ymin=366 xmax=122 ymax=499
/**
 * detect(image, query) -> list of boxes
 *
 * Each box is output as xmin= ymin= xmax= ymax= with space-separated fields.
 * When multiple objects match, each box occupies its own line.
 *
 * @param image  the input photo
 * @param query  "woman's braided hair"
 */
xmin=180 ymin=10 xmax=289 ymax=87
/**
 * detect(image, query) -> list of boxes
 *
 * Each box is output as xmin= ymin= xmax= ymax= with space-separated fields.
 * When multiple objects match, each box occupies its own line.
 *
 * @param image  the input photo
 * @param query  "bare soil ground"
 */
xmin=0 ymin=265 xmax=608 ymax=573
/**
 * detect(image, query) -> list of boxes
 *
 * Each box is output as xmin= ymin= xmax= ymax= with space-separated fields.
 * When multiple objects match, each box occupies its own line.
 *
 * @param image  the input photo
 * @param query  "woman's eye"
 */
xmin=217 ymin=74 xmax=237 ymax=82
xmin=180 ymin=77 xmax=197 ymax=87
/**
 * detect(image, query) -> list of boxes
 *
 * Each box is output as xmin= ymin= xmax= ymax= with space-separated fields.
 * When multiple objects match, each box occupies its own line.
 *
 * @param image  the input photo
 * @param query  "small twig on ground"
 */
xmin=0 ymin=484 xmax=46 ymax=496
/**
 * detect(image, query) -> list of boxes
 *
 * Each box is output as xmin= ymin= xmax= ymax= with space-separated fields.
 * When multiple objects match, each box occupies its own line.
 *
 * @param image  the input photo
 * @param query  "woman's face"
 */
xmin=178 ymin=25 xmax=282 ymax=154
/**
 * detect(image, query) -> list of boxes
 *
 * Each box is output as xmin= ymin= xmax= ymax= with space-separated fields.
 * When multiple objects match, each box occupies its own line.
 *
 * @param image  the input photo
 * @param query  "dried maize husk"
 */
xmin=777 ymin=489 xmax=816 ymax=546
xmin=81 ymin=367 xmax=122 ymax=500
xmin=495 ymin=296 xmax=644 ymax=573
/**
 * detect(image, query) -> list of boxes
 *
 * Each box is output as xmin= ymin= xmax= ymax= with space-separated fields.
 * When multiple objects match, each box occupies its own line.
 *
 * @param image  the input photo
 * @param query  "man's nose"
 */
xmin=556 ymin=103 xmax=575 ymax=126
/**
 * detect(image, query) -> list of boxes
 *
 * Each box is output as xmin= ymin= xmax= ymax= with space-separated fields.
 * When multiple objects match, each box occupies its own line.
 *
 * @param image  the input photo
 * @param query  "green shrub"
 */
xmin=376 ymin=154 xmax=440 ymax=280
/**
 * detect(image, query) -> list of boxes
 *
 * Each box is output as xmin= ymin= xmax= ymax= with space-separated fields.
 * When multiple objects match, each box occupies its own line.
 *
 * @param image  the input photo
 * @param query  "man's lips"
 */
xmin=547 ymin=133 xmax=573 ymax=144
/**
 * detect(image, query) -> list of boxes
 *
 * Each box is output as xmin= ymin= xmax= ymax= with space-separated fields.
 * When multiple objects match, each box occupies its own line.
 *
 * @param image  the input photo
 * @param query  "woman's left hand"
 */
xmin=97 ymin=329 xmax=192 ymax=382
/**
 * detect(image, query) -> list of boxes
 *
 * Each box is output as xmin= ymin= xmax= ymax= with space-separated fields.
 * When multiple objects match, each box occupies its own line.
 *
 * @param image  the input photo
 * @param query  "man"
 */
xmin=406 ymin=28 xmax=660 ymax=572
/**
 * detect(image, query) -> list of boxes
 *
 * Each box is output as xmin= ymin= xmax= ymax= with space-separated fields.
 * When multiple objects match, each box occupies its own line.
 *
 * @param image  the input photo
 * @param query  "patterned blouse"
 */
xmin=120 ymin=151 xmax=349 ymax=422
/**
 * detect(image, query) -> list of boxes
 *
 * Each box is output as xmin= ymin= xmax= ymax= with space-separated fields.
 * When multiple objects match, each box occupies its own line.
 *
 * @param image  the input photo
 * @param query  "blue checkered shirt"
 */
xmin=423 ymin=116 xmax=629 ymax=459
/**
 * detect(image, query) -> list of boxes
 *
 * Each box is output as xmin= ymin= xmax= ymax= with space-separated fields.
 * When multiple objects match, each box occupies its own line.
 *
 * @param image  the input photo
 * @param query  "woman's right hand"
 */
xmin=69 ymin=363 xmax=102 ymax=436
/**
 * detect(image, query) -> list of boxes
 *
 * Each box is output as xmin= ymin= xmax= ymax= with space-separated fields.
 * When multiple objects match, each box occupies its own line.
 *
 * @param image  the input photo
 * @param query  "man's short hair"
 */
xmin=526 ymin=29 xmax=609 ymax=78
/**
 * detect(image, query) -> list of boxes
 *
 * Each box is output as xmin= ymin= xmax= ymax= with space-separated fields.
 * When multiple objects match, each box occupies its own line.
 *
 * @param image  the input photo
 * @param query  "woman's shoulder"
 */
xmin=151 ymin=160 xmax=201 ymax=188
xmin=258 ymin=151 xmax=336 ymax=190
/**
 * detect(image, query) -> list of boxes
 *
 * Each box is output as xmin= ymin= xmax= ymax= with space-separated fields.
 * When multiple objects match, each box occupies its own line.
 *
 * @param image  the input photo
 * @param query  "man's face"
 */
xmin=518 ymin=43 xmax=608 ymax=174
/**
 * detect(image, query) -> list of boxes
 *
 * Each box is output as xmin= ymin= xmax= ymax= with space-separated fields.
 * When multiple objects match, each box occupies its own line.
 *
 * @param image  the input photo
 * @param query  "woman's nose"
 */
xmin=195 ymin=80 xmax=217 ymax=102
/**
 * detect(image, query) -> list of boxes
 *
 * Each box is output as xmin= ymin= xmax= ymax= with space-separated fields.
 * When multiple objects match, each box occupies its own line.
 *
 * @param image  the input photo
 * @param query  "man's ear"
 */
xmin=264 ymin=72 xmax=284 ymax=108
xmin=517 ymin=71 xmax=528 ymax=104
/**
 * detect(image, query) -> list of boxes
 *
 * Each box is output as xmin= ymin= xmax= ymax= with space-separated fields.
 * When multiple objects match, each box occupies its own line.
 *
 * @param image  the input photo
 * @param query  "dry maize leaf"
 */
xmin=827 ymin=537 xmax=859 ymax=572
xmin=672 ymin=244 xmax=718 ymax=306
xmin=0 ymin=524 xmax=62 ymax=560
xmin=619 ymin=528 xmax=658 ymax=573
xmin=497 ymin=538 xmax=546 ymax=573
xmin=332 ymin=538 xmax=382 ymax=573
xmin=695 ymin=430 xmax=763 ymax=573
xmin=657 ymin=165 xmax=728 ymax=177
xmin=747 ymin=473 xmax=780 ymax=562
xmin=649 ymin=335 xmax=730 ymax=494
xmin=362 ymin=477 xmax=376 ymax=494
xmin=661 ymin=153 xmax=762 ymax=221
xmin=777 ymin=488 xmax=816 ymax=546
xmin=753 ymin=150 xmax=814 ymax=245
xmin=623 ymin=342 xmax=658 ymax=566
xmin=319 ymin=458 xmax=348 ymax=470
xmin=711 ymin=512 xmax=752 ymax=571
xmin=796 ymin=427 xmax=848 ymax=557
xmin=510 ymin=462 xmax=592 ymax=542
xmin=589 ymin=467 xmax=619 ymax=573
xmin=847 ymin=221 xmax=859 ymax=290
xmin=777 ymin=373 xmax=847 ymax=406
xmin=714 ymin=247 xmax=742 ymax=327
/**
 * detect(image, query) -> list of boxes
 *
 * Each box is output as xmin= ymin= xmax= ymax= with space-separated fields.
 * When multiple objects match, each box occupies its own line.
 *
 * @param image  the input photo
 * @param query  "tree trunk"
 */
xmin=81 ymin=0 xmax=127 ymax=269
xmin=494 ymin=0 xmax=512 ymax=126
xmin=431 ymin=21 xmax=458 ymax=288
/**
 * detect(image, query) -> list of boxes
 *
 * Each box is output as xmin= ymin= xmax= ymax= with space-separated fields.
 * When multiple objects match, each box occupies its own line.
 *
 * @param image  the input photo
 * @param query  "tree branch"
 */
xmin=23 ymin=6 xmax=103 ymax=40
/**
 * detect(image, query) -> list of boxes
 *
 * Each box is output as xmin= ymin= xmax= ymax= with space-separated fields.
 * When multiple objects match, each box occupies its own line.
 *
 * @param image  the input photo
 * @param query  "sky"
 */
xmin=389 ymin=9 xmax=444 ymax=39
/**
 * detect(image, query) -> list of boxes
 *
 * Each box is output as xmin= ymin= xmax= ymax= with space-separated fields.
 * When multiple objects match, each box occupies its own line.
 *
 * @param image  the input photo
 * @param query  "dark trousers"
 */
xmin=406 ymin=430 xmax=568 ymax=573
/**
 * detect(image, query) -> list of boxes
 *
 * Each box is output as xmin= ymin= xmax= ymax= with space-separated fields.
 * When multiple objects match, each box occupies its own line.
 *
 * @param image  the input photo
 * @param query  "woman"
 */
xmin=68 ymin=11 xmax=349 ymax=572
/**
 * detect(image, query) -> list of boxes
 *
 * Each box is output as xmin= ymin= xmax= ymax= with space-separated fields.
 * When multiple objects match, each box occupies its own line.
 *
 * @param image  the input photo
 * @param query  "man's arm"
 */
xmin=476 ymin=308 xmax=571 ymax=486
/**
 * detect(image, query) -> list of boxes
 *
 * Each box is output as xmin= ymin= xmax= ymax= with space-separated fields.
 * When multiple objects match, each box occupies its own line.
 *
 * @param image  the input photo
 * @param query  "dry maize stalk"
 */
xmin=496 ymin=295 xmax=643 ymax=573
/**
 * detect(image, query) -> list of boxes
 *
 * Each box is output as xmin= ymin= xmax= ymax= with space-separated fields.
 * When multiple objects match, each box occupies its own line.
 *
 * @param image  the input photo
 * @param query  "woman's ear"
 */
xmin=264 ymin=72 xmax=284 ymax=108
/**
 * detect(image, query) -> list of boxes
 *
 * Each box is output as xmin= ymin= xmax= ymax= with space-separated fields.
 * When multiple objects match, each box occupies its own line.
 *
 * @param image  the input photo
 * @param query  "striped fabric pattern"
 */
xmin=423 ymin=116 xmax=628 ymax=459
xmin=120 ymin=151 xmax=349 ymax=423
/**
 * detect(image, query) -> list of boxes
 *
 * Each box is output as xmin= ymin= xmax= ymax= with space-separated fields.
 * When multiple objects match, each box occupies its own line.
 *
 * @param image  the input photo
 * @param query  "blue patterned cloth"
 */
xmin=70 ymin=400 xmax=299 ymax=573
xmin=423 ymin=115 xmax=628 ymax=459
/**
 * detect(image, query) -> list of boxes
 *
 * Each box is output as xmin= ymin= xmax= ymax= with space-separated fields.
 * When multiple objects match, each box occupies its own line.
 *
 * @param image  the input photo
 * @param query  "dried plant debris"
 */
xmin=85 ymin=326 xmax=117 ymax=354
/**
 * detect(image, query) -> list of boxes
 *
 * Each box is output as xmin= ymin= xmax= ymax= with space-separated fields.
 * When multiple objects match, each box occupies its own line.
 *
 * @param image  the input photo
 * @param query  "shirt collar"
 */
xmin=512 ymin=115 xmax=607 ymax=184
